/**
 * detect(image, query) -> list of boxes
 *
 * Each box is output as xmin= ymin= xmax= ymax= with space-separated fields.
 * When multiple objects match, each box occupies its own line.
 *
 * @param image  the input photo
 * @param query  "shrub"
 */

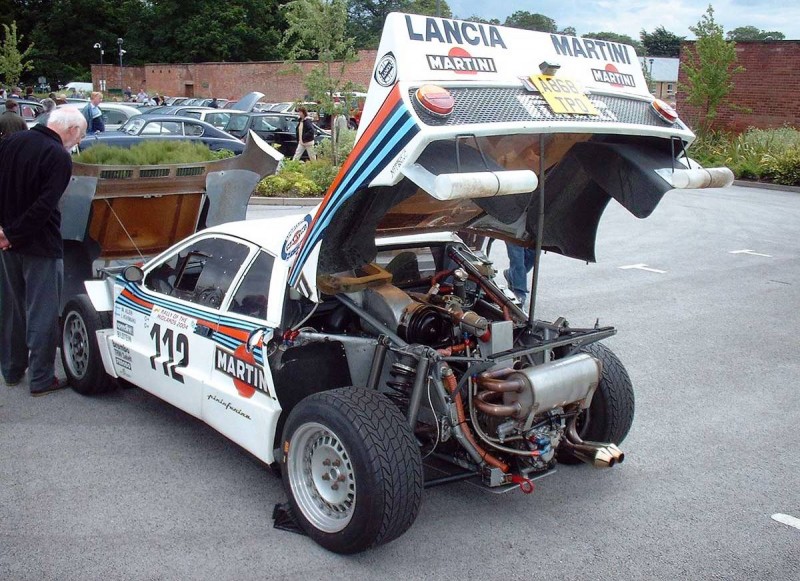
xmin=689 ymin=126 xmax=800 ymax=183
xmin=73 ymin=141 xmax=235 ymax=165
xmin=763 ymin=148 xmax=800 ymax=186
xmin=253 ymin=157 xmax=341 ymax=198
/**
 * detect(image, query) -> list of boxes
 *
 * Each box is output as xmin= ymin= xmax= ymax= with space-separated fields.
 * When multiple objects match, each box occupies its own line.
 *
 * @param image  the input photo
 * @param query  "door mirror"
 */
xmin=122 ymin=265 xmax=144 ymax=283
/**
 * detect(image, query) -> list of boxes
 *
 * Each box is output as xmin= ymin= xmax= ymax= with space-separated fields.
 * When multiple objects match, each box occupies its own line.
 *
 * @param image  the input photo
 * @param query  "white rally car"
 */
xmin=62 ymin=13 xmax=732 ymax=554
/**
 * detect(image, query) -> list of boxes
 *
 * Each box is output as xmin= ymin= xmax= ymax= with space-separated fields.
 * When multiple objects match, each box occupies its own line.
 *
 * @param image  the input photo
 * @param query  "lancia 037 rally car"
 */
xmin=61 ymin=13 xmax=733 ymax=554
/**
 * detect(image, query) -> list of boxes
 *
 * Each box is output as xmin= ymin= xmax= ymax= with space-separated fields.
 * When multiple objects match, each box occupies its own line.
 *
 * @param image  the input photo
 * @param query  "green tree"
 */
xmin=682 ymin=4 xmax=744 ymax=132
xmin=583 ymin=31 xmax=644 ymax=55
xmin=347 ymin=1 xmax=410 ymax=49
xmin=346 ymin=0 xmax=452 ymax=49
xmin=0 ymin=21 xmax=33 ymax=87
xmin=503 ymin=11 xmax=556 ymax=33
xmin=640 ymin=25 xmax=684 ymax=57
xmin=726 ymin=26 xmax=785 ymax=41
xmin=282 ymin=0 xmax=360 ymax=114
xmin=462 ymin=15 xmax=501 ymax=25
xmin=407 ymin=0 xmax=451 ymax=17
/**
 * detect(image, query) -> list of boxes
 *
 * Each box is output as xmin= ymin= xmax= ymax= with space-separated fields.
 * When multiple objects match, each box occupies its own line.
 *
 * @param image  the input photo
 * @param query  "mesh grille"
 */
xmin=409 ymin=87 xmax=681 ymax=130
xmin=139 ymin=168 xmax=170 ymax=178
xmin=99 ymin=169 xmax=133 ymax=179
xmin=176 ymin=166 xmax=205 ymax=177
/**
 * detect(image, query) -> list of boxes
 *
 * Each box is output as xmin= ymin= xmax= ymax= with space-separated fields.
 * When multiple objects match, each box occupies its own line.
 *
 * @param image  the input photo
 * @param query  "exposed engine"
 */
xmin=286 ymin=243 xmax=625 ymax=491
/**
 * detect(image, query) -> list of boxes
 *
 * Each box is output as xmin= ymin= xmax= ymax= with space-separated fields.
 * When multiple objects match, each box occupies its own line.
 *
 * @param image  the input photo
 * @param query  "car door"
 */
xmin=202 ymin=249 xmax=285 ymax=463
xmin=115 ymin=234 xmax=252 ymax=418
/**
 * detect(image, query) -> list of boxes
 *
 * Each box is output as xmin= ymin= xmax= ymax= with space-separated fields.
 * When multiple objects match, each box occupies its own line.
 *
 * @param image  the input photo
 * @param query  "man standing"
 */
xmin=0 ymin=107 xmax=87 ymax=395
xmin=0 ymin=99 xmax=29 ymax=139
xmin=82 ymin=91 xmax=105 ymax=134
xmin=292 ymin=107 xmax=317 ymax=161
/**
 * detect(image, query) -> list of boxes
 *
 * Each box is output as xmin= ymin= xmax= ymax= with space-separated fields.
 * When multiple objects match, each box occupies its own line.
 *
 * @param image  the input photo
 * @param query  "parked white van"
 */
xmin=64 ymin=81 xmax=93 ymax=94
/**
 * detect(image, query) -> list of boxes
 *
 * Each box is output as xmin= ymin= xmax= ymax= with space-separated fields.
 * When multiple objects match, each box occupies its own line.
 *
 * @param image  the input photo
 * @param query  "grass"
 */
xmin=74 ymin=141 xmax=236 ymax=165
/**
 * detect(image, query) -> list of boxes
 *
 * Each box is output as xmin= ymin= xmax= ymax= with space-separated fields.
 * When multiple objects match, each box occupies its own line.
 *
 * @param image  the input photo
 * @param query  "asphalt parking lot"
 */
xmin=1 ymin=184 xmax=799 ymax=580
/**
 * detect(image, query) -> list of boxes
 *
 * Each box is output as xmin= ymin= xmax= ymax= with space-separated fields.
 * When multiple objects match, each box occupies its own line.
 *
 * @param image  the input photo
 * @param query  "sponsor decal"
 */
xmin=207 ymin=394 xmax=252 ymax=420
xmin=375 ymin=52 xmax=397 ymax=87
xmin=591 ymin=64 xmax=636 ymax=88
xmin=281 ymin=215 xmax=312 ymax=261
xmin=426 ymin=47 xmax=496 ymax=74
xmin=116 ymin=322 xmax=134 ymax=336
xmin=551 ymin=35 xmax=631 ymax=65
xmin=152 ymin=305 xmax=195 ymax=332
xmin=214 ymin=345 xmax=269 ymax=398
xmin=406 ymin=15 xmax=506 ymax=49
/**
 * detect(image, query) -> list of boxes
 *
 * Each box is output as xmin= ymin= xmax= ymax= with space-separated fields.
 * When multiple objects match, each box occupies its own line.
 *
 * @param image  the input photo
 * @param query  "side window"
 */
xmin=229 ymin=252 xmax=275 ymax=320
xmin=103 ymin=110 xmax=126 ymax=125
xmin=226 ymin=114 xmax=248 ymax=132
xmin=185 ymin=123 xmax=204 ymax=136
xmin=144 ymin=237 xmax=250 ymax=309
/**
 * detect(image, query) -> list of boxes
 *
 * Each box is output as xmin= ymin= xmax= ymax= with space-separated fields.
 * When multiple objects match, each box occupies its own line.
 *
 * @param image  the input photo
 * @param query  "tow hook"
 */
xmin=510 ymin=475 xmax=535 ymax=494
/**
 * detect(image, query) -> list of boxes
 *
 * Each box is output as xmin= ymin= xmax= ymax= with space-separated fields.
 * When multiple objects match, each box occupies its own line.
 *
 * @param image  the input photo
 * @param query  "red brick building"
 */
xmin=677 ymin=41 xmax=800 ymax=132
xmin=92 ymin=49 xmax=378 ymax=102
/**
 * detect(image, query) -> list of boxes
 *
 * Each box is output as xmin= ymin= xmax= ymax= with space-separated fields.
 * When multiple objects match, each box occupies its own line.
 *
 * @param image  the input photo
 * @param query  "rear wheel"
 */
xmin=61 ymin=295 xmax=115 ymax=395
xmin=557 ymin=342 xmax=634 ymax=464
xmin=282 ymin=387 xmax=423 ymax=554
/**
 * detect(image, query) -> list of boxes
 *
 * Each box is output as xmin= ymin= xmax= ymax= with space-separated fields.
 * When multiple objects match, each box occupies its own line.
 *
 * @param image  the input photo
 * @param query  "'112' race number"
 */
xmin=149 ymin=323 xmax=189 ymax=383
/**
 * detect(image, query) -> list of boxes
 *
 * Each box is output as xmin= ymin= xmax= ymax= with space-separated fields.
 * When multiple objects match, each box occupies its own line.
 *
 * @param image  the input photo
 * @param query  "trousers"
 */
xmin=0 ymin=251 xmax=63 ymax=390
xmin=292 ymin=140 xmax=317 ymax=161
xmin=506 ymin=243 xmax=535 ymax=295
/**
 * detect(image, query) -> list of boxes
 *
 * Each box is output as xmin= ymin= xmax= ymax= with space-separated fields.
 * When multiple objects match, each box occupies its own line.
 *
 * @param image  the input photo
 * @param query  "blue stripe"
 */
xmin=289 ymin=108 xmax=419 ymax=285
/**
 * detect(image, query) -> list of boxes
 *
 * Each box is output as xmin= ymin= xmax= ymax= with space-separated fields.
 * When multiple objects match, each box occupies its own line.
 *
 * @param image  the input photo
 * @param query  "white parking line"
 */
xmin=618 ymin=263 xmax=667 ymax=274
xmin=730 ymin=249 xmax=773 ymax=257
xmin=771 ymin=513 xmax=800 ymax=531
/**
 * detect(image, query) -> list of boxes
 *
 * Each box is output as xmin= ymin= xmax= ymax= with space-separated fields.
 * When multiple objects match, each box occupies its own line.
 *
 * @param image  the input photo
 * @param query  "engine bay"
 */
xmin=273 ymin=241 xmax=625 ymax=490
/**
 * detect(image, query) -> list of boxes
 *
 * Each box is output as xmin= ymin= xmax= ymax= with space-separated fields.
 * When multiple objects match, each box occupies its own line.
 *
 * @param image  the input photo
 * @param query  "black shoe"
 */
xmin=5 ymin=377 xmax=23 ymax=387
xmin=30 ymin=377 xmax=69 ymax=397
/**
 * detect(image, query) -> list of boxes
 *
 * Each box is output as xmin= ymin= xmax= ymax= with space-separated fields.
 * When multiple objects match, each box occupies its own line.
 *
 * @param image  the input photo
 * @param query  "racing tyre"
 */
xmin=557 ymin=342 xmax=635 ymax=464
xmin=61 ymin=295 xmax=114 ymax=395
xmin=282 ymin=387 xmax=423 ymax=554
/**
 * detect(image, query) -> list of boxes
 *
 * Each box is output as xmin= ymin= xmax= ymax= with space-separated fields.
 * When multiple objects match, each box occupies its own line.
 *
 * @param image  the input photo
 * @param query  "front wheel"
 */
xmin=557 ymin=342 xmax=635 ymax=464
xmin=61 ymin=295 xmax=115 ymax=395
xmin=282 ymin=388 xmax=423 ymax=554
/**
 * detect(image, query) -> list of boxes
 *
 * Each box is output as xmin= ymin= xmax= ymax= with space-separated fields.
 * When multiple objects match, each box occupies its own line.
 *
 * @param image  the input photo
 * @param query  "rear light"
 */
xmin=651 ymin=99 xmax=678 ymax=124
xmin=413 ymin=85 xmax=454 ymax=117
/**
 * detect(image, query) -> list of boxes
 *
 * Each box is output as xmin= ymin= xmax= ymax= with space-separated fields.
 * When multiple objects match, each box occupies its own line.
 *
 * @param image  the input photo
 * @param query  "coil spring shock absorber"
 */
xmin=385 ymin=353 xmax=417 ymax=407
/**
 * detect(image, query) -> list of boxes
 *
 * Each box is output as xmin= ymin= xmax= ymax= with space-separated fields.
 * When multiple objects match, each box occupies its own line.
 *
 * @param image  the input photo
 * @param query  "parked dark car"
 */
xmin=222 ymin=112 xmax=329 ymax=158
xmin=77 ymin=115 xmax=245 ymax=154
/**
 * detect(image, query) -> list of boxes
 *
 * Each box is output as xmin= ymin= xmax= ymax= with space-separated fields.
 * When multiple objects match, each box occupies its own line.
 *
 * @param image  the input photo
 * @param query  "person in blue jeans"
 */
xmin=504 ymin=242 xmax=535 ymax=305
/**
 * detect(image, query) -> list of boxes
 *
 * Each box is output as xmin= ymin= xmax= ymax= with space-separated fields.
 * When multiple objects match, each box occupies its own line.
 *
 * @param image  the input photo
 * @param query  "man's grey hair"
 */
xmin=41 ymin=98 xmax=56 ymax=112
xmin=47 ymin=106 xmax=86 ymax=130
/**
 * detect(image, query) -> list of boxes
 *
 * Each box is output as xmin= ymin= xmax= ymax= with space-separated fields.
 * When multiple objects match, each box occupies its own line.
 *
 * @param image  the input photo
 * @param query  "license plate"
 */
xmin=529 ymin=74 xmax=599 ymax=116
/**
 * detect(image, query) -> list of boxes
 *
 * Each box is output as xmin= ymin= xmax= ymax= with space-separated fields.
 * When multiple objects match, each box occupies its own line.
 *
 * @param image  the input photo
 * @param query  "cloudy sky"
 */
xmin=445 ymin=0 xmax=800 ymax=41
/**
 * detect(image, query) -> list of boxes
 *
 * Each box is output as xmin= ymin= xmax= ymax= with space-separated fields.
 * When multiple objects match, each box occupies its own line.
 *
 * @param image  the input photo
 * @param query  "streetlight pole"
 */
xmin=117 ymin=38 xmax=124 ymax=95
xmin=93 ymin=42 xmax=104 ymax=92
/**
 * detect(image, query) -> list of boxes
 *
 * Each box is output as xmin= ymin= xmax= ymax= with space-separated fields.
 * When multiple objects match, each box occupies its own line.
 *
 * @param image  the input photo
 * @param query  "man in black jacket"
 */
xmin=0 ymin=107 xmax=87 ymax=395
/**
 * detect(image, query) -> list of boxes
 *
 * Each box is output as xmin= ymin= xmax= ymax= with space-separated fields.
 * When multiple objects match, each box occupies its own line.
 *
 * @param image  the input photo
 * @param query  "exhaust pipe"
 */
xmin=563 ymin=416 xmax=624 ymax=469
xmin=562 ymin=441 xmax=617 ymax=468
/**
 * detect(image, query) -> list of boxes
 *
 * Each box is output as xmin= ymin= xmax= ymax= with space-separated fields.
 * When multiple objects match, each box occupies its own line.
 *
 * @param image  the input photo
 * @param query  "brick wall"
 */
xmin=677 ymin=41 xmax=800 ymax=132
xmin=92 ymin=50 xmax=378 ymax=102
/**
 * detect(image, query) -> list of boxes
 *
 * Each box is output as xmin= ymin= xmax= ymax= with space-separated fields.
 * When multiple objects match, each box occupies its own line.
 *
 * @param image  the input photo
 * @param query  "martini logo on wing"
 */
xmin=427 ymin=47 xmax=497 ymax=74
xmin=281 ymin=215 xmax=312 ymax=260
xmin=214 ymin=345 xmax=269 ymax=398
xmin=591 ymin=64 xmax=636 ymax=88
